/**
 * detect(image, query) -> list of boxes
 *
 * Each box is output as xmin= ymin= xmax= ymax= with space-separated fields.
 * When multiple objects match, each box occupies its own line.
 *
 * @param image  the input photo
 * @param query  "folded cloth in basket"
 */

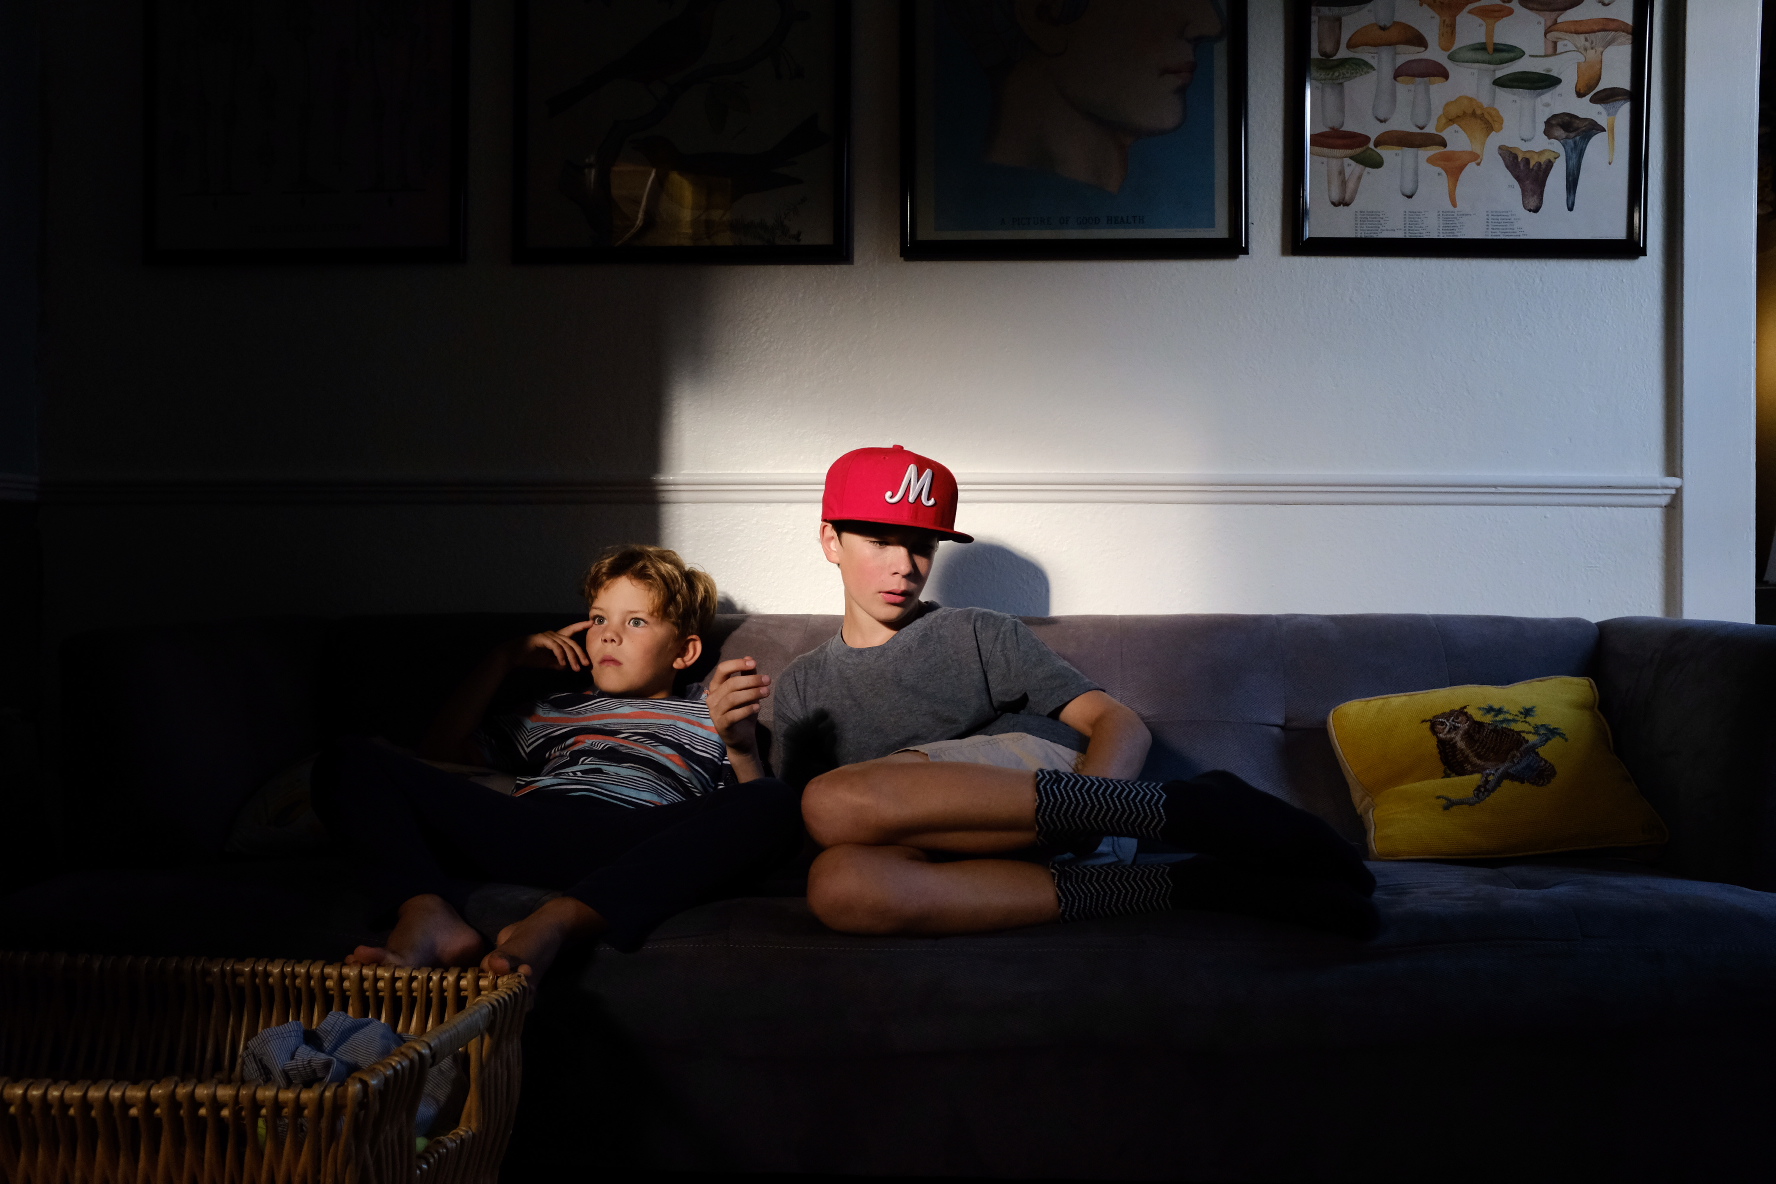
xmin=241 ymin=1011 xmax=460 ymax=1134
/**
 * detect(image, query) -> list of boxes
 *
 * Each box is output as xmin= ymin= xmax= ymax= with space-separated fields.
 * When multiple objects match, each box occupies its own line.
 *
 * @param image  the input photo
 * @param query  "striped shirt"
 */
xmin=479 ymin=690 xmax=730 ymax=808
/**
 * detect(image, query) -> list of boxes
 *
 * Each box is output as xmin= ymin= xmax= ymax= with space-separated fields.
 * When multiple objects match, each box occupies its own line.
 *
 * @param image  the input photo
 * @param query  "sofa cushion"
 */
xmin=580 ymin=860 xmax=1775 ymax=1059
xmin=532 ymin=860 xmax=1776 ymax=1178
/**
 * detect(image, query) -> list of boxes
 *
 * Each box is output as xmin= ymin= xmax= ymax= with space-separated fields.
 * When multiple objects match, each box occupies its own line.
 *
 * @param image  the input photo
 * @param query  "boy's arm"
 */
xmin=977 ymin=612 xmax=1148 ymax=777
xmin=418 ymin=624 xmax=594 ymax=764
xmin=1057 ymin=690 xmax=1152 ymax=779
xmin=707 ymin=656 xmax=773 ymax=782
xmin=725 ymin=748 xmax=768 ymax=785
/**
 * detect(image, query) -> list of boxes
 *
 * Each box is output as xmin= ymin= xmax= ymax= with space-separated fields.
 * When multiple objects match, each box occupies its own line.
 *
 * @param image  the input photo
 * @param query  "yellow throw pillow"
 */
xmin=1327 ymin=676 xmax=1667 ymax=861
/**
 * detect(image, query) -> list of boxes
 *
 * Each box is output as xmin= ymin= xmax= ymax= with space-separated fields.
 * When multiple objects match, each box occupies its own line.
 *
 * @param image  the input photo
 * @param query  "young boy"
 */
xmin=708 ymin=446 xmax=1378 ymax=940
xmin=311 ymin=545 xmax=801 ymax=983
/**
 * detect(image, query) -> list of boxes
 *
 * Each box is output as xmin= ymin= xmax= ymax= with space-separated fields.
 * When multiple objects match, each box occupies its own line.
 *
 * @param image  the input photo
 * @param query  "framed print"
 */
xmin=514 ymin=0 xmax=851 ymax=264
xmin=1292 ymin=0 xmax=1650 ymax=257
xmin=901 ymin=0 xmax=1248 ymax=261
xmin=145 ymin=0 xmax=469 ymax=264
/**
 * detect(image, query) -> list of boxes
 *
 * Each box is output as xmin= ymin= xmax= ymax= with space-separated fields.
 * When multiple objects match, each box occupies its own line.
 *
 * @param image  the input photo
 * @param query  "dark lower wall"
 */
xmin=0 ymin=502 xmax=44 ymax=884
xmin=0 ymin=0 xmax=39 ymax=480
xmin=0 ymin=0 xmax=44 ymax=880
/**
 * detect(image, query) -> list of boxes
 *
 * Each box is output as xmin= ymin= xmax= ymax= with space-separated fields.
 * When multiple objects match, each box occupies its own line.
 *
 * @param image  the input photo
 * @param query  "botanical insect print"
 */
xmin=1422 ymin=705 xmax=1567 ymax=810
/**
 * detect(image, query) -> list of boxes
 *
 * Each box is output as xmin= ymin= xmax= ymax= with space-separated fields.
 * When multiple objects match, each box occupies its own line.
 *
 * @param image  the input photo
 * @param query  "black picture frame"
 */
xmin=144 ymin=0 xmax=470 ymax=265
xmin=901 ymin=0 xmax=1248 ymax=262
xmin=513 ymin=0 xmax=852 ymax=265
xmin=1290 ymin=0 xmax=1651 ymax=258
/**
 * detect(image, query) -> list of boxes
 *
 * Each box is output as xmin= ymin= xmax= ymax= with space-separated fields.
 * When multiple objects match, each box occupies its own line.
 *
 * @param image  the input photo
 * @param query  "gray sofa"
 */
xmin=5 ymin=610 xmax=1775 ymax=1181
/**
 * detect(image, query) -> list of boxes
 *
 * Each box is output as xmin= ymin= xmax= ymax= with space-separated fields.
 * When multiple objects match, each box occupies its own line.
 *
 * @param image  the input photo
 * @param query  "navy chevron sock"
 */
xmin=1032 ymin=771 xmax=1168 ymax=840
xmin=1051 ymin=857 xmax=1381 ymax=940
xmin=1033 ymin=769 xmax=1374 ymax=895
xmin=1050 ymin=863 xmax=1172 ymax=922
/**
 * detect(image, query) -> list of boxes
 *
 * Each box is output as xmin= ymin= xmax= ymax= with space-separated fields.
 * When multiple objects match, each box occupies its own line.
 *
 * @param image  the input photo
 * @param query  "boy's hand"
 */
xmin=707 ymin=656 xmax=771 ymax=754
xmin=505 ymin=621 xmax=595 ymax=672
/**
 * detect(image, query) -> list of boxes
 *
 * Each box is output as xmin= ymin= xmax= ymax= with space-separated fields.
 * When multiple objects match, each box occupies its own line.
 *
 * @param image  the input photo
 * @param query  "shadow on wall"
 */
xmin=35 ymin=0 xmax=753 ymax=631
xmin=926 ymin=541 xmax=1051 ymax=617
xmin=39 ymin=250 xmax=725 ymax=629
xmin=41 ymin=258 xmax=704 ymax=627
xmin=34 ymin=1 xmax=738 ymax=869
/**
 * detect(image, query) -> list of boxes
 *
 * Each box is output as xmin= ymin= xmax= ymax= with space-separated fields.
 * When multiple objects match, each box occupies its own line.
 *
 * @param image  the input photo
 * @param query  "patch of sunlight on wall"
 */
xmin=1758 ymin=248 xmax=1776 ymax=581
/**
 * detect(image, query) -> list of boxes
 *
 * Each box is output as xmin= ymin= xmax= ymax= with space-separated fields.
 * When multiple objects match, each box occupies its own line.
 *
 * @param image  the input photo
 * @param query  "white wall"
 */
xmin=1680 ymin=0 xmax=1762 ymax=617
xmin=32 ymin=1 xmax=1756 ymax=636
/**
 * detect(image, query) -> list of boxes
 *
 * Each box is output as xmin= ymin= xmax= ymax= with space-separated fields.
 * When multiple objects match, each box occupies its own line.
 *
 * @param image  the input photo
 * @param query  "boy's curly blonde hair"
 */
xmin=581 ymin=544 xmax=718 ymax=639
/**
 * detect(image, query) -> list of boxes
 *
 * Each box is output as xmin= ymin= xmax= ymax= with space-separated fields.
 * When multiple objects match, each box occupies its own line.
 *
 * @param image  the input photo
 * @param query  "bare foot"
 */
xmin=346 ymin=894 xmax=485 ymax=968
xmin=480 ymin=897 xmax=605 ymax=987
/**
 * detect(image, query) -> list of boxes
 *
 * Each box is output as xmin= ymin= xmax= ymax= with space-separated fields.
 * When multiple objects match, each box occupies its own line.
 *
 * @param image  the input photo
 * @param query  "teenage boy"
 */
xmin=709 ymin=446 xmax=1378 ymax=940
xmin=312 ymin=545 xmax=801 ymax=984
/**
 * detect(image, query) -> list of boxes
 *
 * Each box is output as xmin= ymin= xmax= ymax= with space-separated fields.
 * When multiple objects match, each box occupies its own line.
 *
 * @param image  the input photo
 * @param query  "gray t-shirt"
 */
xmin=771 ymin=605 xmax=1099 ymax=787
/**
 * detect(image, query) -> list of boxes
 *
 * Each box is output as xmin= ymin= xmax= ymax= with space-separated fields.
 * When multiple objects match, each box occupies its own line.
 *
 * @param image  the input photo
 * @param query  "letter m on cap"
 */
xmin=884 ymin=463 xmax=937 ymax=507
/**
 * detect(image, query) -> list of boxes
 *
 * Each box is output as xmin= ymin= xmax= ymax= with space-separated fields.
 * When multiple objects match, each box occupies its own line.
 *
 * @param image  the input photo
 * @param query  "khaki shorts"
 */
xmin=897 ymin=732 xmax=1175 ymax=868
xmin=896 ymin=732 xmax=1084 ymax=773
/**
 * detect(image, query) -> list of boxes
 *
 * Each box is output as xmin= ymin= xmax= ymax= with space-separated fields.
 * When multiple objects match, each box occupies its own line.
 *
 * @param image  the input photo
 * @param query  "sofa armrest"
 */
xmin=1594 ymin=617 xmax=1776 ymax=888
xmin=61 ymin=618 xmax=325 ymax=865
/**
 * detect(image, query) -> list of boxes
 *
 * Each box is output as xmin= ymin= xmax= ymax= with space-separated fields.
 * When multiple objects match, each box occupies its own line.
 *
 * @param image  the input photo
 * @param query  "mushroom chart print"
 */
xmin=1294 ymin=0 xmax=1650 ymax=256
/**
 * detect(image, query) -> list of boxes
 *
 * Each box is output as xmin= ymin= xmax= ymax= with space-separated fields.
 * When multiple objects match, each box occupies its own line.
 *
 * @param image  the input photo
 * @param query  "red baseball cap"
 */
xmin=821 ymin=445 xmax=973 ymax=543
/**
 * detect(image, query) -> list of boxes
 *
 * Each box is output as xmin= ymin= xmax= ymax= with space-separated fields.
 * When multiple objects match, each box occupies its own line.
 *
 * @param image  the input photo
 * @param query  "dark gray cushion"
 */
xmin=533 ymin=859 xmax=1776 ymax=1180
xmin=587 ymin=859 xmax=1771 ymax=1059
xmin=63 ymin=618 xmax=324 ymax=862
xmin=1595 ymin=617 xmax=1776 ymax=887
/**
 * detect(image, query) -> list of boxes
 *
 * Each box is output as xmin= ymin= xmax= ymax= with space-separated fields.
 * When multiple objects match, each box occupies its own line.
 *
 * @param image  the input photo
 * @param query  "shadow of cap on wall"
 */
xmin=926 ymin=542 xmax=1051 ymax=618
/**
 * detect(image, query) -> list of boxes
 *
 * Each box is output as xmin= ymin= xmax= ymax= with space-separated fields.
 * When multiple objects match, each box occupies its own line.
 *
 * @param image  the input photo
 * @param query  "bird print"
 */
xmin=548 ymin=0 xmax=726 ymax=117
xmin=1423 ymin=706 xmax=1562 ymax=810
xmin=628 ymin=113 xmax=828 ymax=202
xmin=607 ymin=114 xmax=826 ymax=246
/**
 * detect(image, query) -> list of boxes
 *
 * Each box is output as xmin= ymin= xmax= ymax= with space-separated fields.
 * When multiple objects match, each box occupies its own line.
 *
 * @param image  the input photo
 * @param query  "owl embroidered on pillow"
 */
xmin=1328 ymin=677 xmax=1667 ymax=861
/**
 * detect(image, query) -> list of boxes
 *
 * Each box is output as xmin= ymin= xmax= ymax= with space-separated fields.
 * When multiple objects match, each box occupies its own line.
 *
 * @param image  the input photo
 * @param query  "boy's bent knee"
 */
xmin=802 ymin=765 xmax=897 ymax=848
xmin=806 ymin=845 xmax=919 ymax=935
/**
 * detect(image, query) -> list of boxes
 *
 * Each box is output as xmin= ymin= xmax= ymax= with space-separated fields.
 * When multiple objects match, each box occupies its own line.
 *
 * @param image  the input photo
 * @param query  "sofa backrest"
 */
xmin=1026 ymin=614 xmax=1598 ymax=840
xmin=68 ymin=611 xmax=1600 ymax=860
xmin=64 ymin=617 xmax=326 ymax=864
xmin=711 ymin=612 xmax=1598 ymax=842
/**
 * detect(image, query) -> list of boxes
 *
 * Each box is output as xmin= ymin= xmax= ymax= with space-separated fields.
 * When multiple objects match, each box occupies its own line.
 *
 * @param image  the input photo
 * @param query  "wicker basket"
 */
xmin=0 ymin=953 xmax=528 ymax=1184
